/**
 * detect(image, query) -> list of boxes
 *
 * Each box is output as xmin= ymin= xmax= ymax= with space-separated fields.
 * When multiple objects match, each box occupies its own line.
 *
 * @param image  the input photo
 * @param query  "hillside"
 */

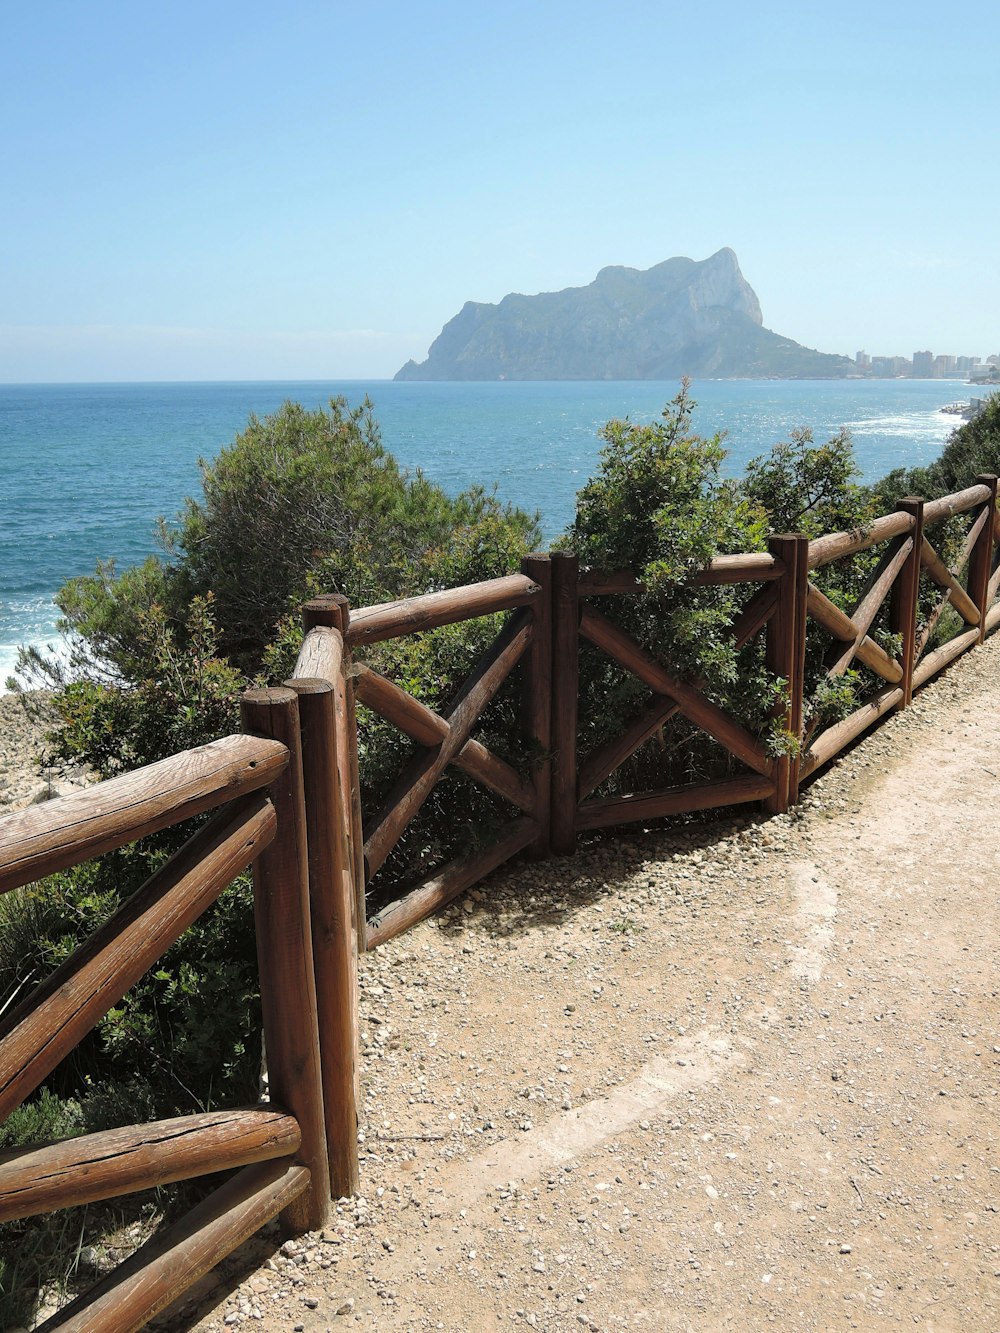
xmin=395 ymin=249 xmax=852 ymax=381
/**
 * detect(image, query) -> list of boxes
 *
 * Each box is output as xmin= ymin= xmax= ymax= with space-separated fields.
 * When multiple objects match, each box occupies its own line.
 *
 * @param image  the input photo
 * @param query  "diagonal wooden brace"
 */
xmin=363 ymin=611 xmax=534 ymax=878
xmin=578 ymin=607 xmax=772 ymax=777
xmin=353 ymin=664 xmax=534 ymax=813
xmin=825 ymin=535 xmax=913 ymax=679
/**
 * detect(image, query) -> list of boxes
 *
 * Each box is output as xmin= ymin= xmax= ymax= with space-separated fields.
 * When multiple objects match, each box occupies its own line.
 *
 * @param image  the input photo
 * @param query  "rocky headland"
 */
xmin=396 ymin=248 xmax=853 ymax=382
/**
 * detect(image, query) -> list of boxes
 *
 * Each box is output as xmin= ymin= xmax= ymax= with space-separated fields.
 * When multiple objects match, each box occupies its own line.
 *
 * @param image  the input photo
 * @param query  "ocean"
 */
xmin=0 ymin=377 xmax=969 ymax=684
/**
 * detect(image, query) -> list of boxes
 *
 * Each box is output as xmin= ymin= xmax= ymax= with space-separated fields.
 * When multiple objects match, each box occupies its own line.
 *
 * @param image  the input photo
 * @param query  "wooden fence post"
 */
xmin=969 ymin=474 xmax=998 ymax=643
xmin=521 ymin=554 xmax=552 ymax=857
xmin=765 ymin=534 xmax=807 ymax=813
xmin=891 ymin=496 xmax=924 ymax=706
xmin=240 ymin=687 xmax=330 ymax=1233
xmin=303 ymin=595 xmax=367 ymax=951
xmin=550 ymin=551 xmax=580 ymax=856
xmin=286 ymin=663 xmax=360 ymax=1200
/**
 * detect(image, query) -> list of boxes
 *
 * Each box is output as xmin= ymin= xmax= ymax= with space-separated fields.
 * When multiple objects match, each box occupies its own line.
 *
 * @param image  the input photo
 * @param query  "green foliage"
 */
xmin=741 ymin=425 xmax=876 ymax=539
xmin=564 ymin=383 xmax=771 ymax=789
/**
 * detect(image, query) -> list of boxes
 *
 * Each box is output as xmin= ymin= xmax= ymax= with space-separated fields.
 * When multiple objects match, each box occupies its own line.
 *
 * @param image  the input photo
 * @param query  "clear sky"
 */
xmin=2 ymin=1 xmax=997 ymax=381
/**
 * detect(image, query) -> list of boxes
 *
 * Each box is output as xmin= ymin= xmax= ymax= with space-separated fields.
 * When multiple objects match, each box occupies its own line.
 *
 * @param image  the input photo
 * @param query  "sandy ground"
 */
xmin=6 ymin=639 xmax=998 ymax=1331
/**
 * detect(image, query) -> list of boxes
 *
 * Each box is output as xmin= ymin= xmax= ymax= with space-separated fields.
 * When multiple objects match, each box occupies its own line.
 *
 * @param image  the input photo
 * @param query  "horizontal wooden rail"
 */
xmin=0 ymin=793 xmax=275 ymax=1122
xmin=801 ymin=685 xmax=905 ymax=777
xmin=805 ymin=584 xmax=903 ymax=683
xmin=912 ymin=625 xmax=981 ymax=690
xmin=576 ymin=773 xmax=775 ymax=832
xmin=920 ymin=538 xmax=981 ymax=625
xmin=0 ymin=1106 xmax=299 ymax=1224
xmin=0 ymin=735 xmax=287 ymax=896
xmin=689 ymin=553 xmax=784 ymax=585
xmin=921 ymin=482 xmax=992 ymax=527
xmin=37 ymin=1158 xmax=310 ymax=1333
xmin=577 ymin=553 xmax=783 ymax=597
xmin=354 ymin=664 xmax=534 ymax=813
xmin=580 ymin=607 xmax=773 ymax=778
xmin=364 ymin=612 xmax=533 ymax=878
xmin=367 ymin=815 xmax=539 ymax=948
xmin=344 ymin=574 xmax=540 ymax=647
xmin=807 ymin=511 xmax=914 ymax=570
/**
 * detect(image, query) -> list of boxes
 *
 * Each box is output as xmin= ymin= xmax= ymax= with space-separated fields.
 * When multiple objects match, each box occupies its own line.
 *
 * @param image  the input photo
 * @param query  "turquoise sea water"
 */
xmin=0 ymin=378 xmax=969 ymax=682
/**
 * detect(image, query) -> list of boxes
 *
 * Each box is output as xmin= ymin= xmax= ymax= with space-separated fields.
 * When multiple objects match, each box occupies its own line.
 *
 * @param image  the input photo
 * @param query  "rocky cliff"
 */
xmin=395 ymin=249 xmax=851 ymax=381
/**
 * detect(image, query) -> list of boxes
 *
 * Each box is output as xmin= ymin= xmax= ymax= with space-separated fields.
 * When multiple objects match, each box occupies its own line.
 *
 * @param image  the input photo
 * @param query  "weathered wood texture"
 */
xmin=344 ymin=574 xmax=540 ymax=647
xmin=579 ymin=607 xmax=772 ymax=777
xmin=577 ymin=552 xmax=783 ymax=597
xmin=825 ymin=536 xmax=913 ymax=680
xmin=0 ymin=735 xmax=287 ymax=896
xmin=366 ymin=816 xmax=539 ymax=948
xmin=241 ymin=688 xmax=329 ymax=1233
xmin=921 ymin=482 xmax=992 ymax=527
xmin=302 ymin=596 xmax=366 ymax=951
xmin=293 ymin=624 xmax=343 ymax=685
xmin=521 ymin=555 xmax=553 ymax=857
xmin=37 ymin=1159 xmax=310 ymax=1333
xmin=801 ymin=685 xmax=905 ymax=777
xmin=0 ymin=1106 xmax=299 ymax=1223
xmin=550 ymin=552 xmax=580 ymax=855
xmin=805 ymin=584 xmax=904 ymax=683
xmin=890 ymin=498 xmax=925 ymax=707
xmin=576 ymin=774 xmax=775 ymax=832
xmin=363 ymin=611 xmax=533 ymax=878
xmin=807 ymin=510 xmax=915 ymax=570
xmin=354 ymin=665 xmax=534 ymax=812
xmin=285 ymin=667 xmax=360 ymax=1200
xmin=920 ymin=537 xmax=981 ymax=625
xmin=911 ymin=626 xmax=982 ymax=690
xmin=765 ymin=535 xmax=808 ymax=813
xmin=0 ymin=794 xmax=275 ymax=1124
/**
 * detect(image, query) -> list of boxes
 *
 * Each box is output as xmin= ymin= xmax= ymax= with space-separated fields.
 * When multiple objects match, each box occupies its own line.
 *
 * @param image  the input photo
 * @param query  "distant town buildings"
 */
xmin=853 ymin=348 xmax=1000 ymax=380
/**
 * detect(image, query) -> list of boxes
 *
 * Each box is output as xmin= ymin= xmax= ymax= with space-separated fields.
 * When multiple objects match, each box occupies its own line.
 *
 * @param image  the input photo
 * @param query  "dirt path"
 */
xmin=175 ymin=638 xmax=999 ymax=1332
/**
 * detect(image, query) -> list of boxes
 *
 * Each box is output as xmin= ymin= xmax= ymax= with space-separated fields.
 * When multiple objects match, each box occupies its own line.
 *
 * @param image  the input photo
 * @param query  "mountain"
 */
xmin=394 ymin=249 xmax=852 ymax=381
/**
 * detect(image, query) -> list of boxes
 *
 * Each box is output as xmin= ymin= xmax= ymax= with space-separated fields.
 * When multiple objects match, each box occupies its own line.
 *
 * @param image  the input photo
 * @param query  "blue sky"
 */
xmin=1 ymin=1 xmax=996 ymax=381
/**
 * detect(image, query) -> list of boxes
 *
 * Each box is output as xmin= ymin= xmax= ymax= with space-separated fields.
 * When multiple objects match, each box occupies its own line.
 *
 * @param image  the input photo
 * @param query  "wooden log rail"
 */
xmin=0 ymin=734 xmax=288 ymax=895
xmin=0 ymin=1105 xmax=300 ymax=1223
xmin=0 ymin=704 xmax=349 ymax=1328
xmin=345 ymin=573 xmax=540 ymax=647
xmin=802 ymin=475 xmax=999 ymax=773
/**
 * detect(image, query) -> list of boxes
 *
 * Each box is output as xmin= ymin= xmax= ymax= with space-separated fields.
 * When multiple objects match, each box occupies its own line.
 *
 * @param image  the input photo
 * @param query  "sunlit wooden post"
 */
xmin=891 ymin=496 xmax=924 ymax=706
xmin=550 ymin=551 xmax=580 ymax=856
xmin=286 ymin=629 xmax=360 ymax=1200
xmin=969 ymin=474 xmax=998 ymax=643
xmin=303 ymin=594 xmax=367 ymax=950
xmin=241 ymin=687 xmax=330 ymax=1232
xmin=765 ymin=534 xmax=807 ymax=813
xmin=521 ymin=554 xmax=552 ymax=856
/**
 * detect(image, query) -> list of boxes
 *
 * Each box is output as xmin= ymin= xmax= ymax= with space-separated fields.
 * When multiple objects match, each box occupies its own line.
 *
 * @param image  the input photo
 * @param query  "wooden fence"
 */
xmin=0 ymin=625 xmax=360 ymax=1331
xmin=0 ymin=475 xmax=997 ymax=1327
xmin=334 ymin=476 xmax=1000 ymax=944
